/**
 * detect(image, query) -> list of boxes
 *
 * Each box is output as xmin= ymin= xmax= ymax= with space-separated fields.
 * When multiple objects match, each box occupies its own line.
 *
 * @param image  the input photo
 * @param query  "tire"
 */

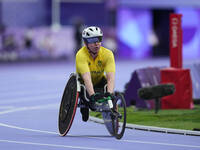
xmin=112 ymin=92 xmax=126 ymax=139
xmin=102 ymin=110 xmax=115 ymax=136
xmin=58 ymin=74 xmax=79 ymax=136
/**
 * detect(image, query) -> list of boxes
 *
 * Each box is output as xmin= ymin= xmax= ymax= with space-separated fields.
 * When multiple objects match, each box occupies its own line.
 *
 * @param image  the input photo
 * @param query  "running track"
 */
xmin=0 ymin=59 xmax=200 ymax=150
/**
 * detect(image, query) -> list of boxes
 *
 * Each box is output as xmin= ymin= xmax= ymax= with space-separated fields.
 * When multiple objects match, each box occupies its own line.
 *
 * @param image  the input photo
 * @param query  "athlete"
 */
xmin=76 ymin=26 xmax=116 ymax=122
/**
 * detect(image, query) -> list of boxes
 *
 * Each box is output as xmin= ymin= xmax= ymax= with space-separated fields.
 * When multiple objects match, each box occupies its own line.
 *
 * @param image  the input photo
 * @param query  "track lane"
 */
xmin=0 ymin=61 xmax=200 ymax=150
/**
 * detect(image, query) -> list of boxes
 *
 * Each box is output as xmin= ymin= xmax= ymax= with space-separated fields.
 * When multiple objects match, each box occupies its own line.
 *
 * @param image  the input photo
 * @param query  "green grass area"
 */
xmin=90 ymin=105 xmax=200 ymax=130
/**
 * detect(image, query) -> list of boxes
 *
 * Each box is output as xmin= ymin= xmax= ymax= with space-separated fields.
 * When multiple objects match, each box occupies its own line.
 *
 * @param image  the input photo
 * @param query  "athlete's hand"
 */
xmin=104 ymin=92 xmax=114 ymax=100
xmin=89 ymin=93 xmax=103 ymax=111
xmin=90 ymin=93 xmax=103 ymax=101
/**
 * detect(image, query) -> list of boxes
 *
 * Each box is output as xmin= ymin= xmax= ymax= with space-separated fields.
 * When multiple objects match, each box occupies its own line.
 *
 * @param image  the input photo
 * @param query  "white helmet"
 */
xmin=82 ymin=26 xmax=103 ymax=43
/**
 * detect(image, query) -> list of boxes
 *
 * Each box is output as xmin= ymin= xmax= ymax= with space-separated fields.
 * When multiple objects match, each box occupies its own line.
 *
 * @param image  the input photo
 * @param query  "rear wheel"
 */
xmin=102 ymin=107 xmax=114 ymax=136
xmin=112 ymin=92 xmax=126 ymax=139
xmin=58 ymin=74 xmax=79 ymax=136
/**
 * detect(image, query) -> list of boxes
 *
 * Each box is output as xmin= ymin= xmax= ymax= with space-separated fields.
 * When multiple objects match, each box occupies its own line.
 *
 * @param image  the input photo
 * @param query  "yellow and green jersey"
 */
xmin=76 ymin=46 xmax=115 ymax=85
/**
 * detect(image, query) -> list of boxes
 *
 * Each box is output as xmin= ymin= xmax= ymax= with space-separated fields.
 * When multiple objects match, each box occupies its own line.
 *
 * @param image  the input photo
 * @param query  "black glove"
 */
xmin=89 ymin=93 xmax=103 ymax=111
xmin=90 ymin=93 xmax=103 ymax=102
xmin=104 ymin=92 xmax=114 ymax=100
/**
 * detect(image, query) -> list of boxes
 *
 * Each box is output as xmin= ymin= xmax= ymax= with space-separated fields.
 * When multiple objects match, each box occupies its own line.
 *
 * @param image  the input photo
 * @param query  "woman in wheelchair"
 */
xmin=76 ymin=26 xmax=116 ymax=122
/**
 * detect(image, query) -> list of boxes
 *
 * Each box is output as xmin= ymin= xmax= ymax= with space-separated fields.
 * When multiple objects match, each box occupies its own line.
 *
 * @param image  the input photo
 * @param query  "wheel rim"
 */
xmin=112 ymin=93 xmax=126 ymax=139
xmin=58 ymin=74 xmax=78 ymax=136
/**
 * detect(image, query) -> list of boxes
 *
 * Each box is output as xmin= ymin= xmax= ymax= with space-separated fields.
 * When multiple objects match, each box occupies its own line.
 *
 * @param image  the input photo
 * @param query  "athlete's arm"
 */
xmin=81 ymin=72 xmax=95 ymax=96
xmin=106 ymin=72 xmax=115 ymax=94
xmin=105 ymin=50 xmax=115 ymax=94
xmin=76 ymin=50 xmax=95 ymax=96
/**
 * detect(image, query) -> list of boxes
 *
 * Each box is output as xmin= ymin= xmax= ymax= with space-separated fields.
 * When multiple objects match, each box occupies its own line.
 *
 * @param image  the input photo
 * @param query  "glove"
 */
xmin=90 ymin=93 xmax=103 ymax=101
xmin=89 ymin=93 xmax=103 ymax=111
xmin=104 ymin=92 xmax=114 ymax=100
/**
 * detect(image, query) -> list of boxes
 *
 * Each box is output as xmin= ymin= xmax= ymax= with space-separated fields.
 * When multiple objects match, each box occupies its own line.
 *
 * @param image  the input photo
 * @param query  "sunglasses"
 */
xmin=85 ymin=37 xmax=102 ymax=44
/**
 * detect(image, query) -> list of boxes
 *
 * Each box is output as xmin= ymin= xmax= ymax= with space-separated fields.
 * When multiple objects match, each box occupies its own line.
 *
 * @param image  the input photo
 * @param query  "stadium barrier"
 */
xmin=184 ymin=63 xmax=200 ymax=101
xmin=124 ymin=67 xmax=161 ymax=109
xmin=124 ymin=63 xmax=200 ymax=109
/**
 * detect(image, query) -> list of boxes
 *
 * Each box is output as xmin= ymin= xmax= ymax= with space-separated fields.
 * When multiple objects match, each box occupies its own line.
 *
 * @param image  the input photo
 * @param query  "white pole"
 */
xmin=51 ymin=0 xmax=61 ymax=31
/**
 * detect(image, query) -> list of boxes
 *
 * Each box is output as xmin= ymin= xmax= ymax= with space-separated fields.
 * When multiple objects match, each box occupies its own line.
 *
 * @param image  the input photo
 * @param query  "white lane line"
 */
xmin=0 ymin=89 xmax=61 ymax=97
xmin=0 ymin=103 xmax=59 ymax=115
xmin=0 ymin=122 xmax=57 ymax=135
xmin=122 ymin=140 xmax=200 ymax=149
xmin=0 ymin=100 xmax=198 ymax=149
xmin=1 ymin=122 xmax=199 ymax=149
xmin=0 ymin=95 xmax=60 ymax=105
xmin=0 ymin=139 xmax=113 ymax=150
xmin=0 ymin=106 xmax=15 ymax=110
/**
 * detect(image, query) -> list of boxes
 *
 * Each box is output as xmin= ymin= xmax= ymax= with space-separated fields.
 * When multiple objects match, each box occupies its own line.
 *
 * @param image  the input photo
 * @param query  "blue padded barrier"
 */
xmin=124 ymin=67 xmax=161 ymax=109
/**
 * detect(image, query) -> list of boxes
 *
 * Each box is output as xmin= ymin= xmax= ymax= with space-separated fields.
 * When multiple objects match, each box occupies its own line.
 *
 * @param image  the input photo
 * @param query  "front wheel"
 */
xmin=58 ymin=74 xmax=79 ymax=136
xmin=112 ymin=92 xmax=127 ymax=139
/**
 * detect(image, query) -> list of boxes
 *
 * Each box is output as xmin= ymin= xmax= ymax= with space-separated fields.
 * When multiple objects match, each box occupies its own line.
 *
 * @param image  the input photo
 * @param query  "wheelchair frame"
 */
xmin=58 ymin=73 xmax=126 ymax=139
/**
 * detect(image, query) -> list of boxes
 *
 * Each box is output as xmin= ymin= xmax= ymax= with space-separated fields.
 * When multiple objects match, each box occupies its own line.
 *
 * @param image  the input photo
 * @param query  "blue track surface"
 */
xmin=0 ymin=60 xmax=200 ymax=150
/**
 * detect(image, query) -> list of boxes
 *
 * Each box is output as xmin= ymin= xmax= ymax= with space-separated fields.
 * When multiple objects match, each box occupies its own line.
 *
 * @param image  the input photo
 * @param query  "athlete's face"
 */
xmin=87 ymin=42 xmax=101 ymax=55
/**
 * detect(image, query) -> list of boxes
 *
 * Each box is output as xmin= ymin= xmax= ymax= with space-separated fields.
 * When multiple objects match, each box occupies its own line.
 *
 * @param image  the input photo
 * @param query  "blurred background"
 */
xmin=1 ymin=0 xmax=200 ymax=107
xmin=1 ymin=1 xmax=200 ymax=140
xmin=0 ymin=0 xmax=200 ymax=62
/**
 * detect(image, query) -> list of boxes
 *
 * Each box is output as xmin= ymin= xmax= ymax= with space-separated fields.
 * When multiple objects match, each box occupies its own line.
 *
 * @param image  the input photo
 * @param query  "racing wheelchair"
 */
xmin=58 ymin=73 xmax=126 ymax=139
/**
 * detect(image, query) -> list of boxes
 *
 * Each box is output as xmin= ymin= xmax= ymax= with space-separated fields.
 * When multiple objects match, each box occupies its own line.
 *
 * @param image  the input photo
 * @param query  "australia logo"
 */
xmin=97 ymin=60 xmax=102 ymax=67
